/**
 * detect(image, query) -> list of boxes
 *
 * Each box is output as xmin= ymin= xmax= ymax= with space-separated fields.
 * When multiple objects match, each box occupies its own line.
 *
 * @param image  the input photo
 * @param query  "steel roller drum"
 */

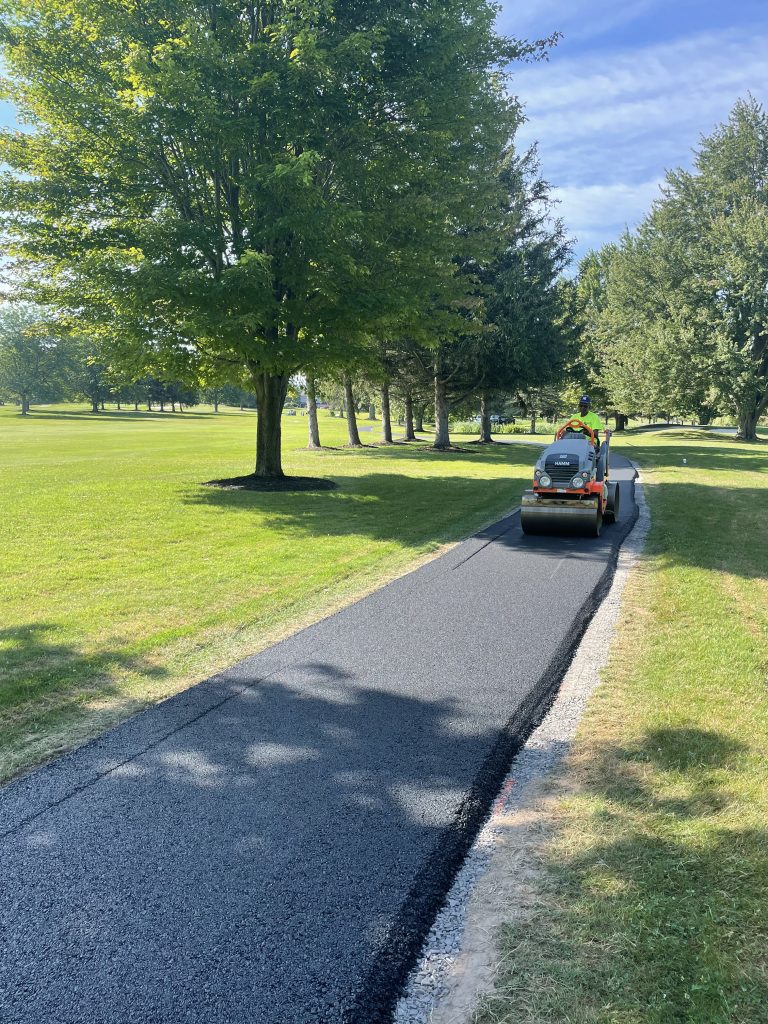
xmin=520 ymin=491 xmax=602 ymax=536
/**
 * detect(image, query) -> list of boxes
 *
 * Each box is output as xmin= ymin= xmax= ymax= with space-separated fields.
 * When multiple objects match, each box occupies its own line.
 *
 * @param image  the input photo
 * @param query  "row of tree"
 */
xmin=0 ymin=297 xmax=561 ymax=438
xmin=0 ymin=0 xmax=573 ymax=474
xmin=0 ymin=309 xmax=274 ymax=413
xmin=574 ymin=97 xmax=768 ymax=441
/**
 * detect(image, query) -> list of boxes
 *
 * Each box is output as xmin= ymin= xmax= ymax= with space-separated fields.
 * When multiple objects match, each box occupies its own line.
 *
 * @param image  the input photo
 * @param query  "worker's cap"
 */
xmin=579 ymin=394 xmax=591 ymax=405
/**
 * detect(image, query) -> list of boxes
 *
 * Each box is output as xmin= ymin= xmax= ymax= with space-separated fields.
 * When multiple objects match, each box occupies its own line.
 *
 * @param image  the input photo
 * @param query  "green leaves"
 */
xmin=0 ymin=0 xmax=527 ymax=381
xmin=585 ymin=98 xmax=768 ymax=434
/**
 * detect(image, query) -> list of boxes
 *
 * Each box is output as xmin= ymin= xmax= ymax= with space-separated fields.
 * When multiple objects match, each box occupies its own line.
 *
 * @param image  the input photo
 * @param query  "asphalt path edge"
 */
xmin=347 ymin=473 xmax=641 ymax=1023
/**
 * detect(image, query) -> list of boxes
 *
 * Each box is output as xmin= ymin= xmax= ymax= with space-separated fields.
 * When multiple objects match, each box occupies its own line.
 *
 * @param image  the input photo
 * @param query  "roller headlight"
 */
xmin=538 ymin=474 xmax=552 ymax=488
xmin=572 ymin=474 xmax=586 ymax=489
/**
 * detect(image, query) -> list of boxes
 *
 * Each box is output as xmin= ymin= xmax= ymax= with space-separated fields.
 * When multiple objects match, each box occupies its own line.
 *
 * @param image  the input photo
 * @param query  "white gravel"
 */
xmin=393 ymin=465 xmax=650 ymax=1024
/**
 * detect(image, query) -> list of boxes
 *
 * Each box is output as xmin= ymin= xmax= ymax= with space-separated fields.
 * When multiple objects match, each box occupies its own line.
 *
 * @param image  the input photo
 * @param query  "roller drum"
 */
xmin=520 ymin=492 xmax=602 ymax=537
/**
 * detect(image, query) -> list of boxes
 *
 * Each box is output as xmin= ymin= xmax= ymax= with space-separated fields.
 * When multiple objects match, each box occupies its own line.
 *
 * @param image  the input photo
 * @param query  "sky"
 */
xmin=497 ymin=0 xmax=768 ymax=264
xmin=2 ymin=2 xmax=768 ymax=269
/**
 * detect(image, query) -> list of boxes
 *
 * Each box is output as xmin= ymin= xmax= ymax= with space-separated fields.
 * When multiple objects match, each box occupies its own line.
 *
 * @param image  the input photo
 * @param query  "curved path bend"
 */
xmin=0 ymin=457 xmax=638 ymax=1024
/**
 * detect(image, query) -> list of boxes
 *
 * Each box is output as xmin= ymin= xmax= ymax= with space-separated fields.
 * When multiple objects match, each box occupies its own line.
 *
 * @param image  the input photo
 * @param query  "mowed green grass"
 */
xmin=480 ymin=427 xmax=768 ymax=1024
xmin=0 ymin=403 xmax=532 ymax=781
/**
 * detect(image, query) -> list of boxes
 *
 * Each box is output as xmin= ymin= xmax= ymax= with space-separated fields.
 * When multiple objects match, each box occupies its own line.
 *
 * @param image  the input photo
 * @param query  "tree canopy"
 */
xmin=581 ymin=97 xmax=768 ymax=438
xmin=0 ymin=0 xmax=549 ymax=473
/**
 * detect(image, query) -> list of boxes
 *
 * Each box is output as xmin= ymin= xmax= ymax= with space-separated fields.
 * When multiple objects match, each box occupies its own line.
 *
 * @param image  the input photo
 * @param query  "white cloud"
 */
xmin=554 ymin=180 xmax=663 ymax=254
xmin=498 ymin=0 xmax=659 ymax=43
xmin=506 ymin=26 xmax=768 ymax=258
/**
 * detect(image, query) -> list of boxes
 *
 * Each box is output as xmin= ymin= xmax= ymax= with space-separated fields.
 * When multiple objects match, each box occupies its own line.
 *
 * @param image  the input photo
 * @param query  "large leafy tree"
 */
xmin=594 ymin=98 xmax=768 ymax=437
xmin=0 ymin=0 xmax=539 ymax=475
xmin=401 ymin=145 xmax=572 ymax=449
xmin=0 ymin=303 xmax=66 ymax=413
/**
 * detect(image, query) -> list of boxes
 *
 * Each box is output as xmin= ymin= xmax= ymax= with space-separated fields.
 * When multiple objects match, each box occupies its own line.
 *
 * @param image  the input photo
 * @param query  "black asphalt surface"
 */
xmin=0 ymin=457 xmax=638 ymax=1024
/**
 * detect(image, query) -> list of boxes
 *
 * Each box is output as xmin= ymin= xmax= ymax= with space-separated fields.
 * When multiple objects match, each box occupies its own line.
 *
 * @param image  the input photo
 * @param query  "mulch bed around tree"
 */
xmin=429 ymin=445 xmax=476 ymax=453
xmin=203 ymin=475 xmax=338 ymax=492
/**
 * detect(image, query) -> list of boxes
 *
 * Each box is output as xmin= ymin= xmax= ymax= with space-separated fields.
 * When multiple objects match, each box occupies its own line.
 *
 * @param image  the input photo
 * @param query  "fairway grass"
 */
xmin=479 ymin=428 xmax=768 ymax=1024
xmin=1 ymin=405 xmax=532 ymax=782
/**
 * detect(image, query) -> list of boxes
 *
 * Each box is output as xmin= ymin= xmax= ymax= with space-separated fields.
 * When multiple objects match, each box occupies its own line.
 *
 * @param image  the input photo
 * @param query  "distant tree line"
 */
xmin=0 ymin=311 xmax=263 ymax=414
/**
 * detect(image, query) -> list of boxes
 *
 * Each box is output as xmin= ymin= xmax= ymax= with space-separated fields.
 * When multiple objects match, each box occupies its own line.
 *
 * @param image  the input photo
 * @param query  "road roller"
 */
xmin=520 ymin=419 xmax=620 ymax=537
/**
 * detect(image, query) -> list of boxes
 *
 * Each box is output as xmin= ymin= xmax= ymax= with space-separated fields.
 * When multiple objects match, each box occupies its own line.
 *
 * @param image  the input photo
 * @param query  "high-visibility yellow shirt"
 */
xmin=573 ymin=410 xmax=603 ymax=436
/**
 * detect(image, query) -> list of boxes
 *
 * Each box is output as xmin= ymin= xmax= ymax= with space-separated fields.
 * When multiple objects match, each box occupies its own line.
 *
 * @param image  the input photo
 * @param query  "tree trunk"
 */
xmin=91 ymin=399 xmax=99 ymax=413
xmin=213 ymin=398 xmax=219 ymax=413
xmin=433 ymin=377 xmax=451 ymax=449
xmin=307 ymin=377 xmax=321 ymax=449
xmin=479 ymin=391 xmax=493 ymax=443
xmin=147 ymin=400 xmax=152 ymax=411
xmin=171 ymin=399 xmax=176 ymax=413
xmin=160 ymin=399 xmax=165 ymax=412
xmin=179 ymin=403 xmax=184 ymax=412
xmin=116 ymin=399 xmax=121 ymax=410
xmin=344 ymin=374 xmax=362 ymax=446
xmin=614 ymin=412 xmax=627 ymax=431
xmin=403 ymin=393 xmax=416 ymax=441
xmin=529 ymin=411 xmax=536 ymax=434
xmin=414 ymin=404 xmax=424 ymax=432
xmin=380 ymin=383 xmax=393 ymax=443
xmin=251 ymin=370 xmax=289 ymax=477
xmin=20 ymin=395 xmax=29 ymax=416
xmin=368 ymin=403 xmax=376 ymax=420
xmin=100 ymin=401 xmax=105 ymax=410
xmin=737 ymin=399 xmax=763 ymax=441
xmin=134 ymin=401 xmax=139 ymax=411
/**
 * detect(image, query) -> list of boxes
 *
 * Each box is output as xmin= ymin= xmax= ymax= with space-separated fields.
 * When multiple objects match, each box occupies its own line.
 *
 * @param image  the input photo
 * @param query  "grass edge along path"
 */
xmin=477 ymin=429 xmax=768 ymax=1024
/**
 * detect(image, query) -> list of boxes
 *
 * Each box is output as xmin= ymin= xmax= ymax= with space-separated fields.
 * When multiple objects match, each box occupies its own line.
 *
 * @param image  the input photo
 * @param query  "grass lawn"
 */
xmin=0 ymin=403 xmax=533 ymax=782
xmin=479 ymin=427 xmax=768 ymax=1024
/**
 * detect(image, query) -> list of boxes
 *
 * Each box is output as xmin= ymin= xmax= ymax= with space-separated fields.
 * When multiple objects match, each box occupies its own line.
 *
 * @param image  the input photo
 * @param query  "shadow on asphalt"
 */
xmin=3 ymin=669 xmax=527 ymax=1024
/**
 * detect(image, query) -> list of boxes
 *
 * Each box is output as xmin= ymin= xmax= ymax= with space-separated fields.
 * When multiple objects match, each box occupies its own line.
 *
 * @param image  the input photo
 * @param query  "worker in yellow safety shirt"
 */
xmin=573 ymin=394 xmax=604 ymax=446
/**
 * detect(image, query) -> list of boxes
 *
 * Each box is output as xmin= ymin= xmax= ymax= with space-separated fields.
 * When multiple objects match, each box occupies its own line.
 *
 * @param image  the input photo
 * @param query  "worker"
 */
xmin=573 ymin=394 xmax=603 ymax=446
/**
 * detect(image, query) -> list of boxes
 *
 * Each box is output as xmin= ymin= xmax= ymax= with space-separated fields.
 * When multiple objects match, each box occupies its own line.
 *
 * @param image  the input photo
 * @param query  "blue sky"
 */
xmin=498 ymin=0 xmax=768 ymax=264
xmin=3 ymin=2 xmax=767 ymax=269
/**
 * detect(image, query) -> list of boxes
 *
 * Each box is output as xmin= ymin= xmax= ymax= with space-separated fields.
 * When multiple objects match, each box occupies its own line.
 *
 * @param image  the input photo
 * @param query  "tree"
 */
xmin=1 ymin=0 xmax=538 ymax=476
xmin=0 ymin=304 xmax=65 ymax=413
xmin=64 ymin=338 xmax=113 ymax=413
xmin=398 ymin=144 xmax=572 ymax=449
xmin=594 ymin=98 xmax=768 ymax=438
xmin=471 ymin=147 xmax=573 ymax=441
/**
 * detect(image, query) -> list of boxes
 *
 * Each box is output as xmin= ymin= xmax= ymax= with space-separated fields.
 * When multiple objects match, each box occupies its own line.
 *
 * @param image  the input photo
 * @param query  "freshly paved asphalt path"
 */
xmin=0 ymin=457 xmax=638 ymax=1024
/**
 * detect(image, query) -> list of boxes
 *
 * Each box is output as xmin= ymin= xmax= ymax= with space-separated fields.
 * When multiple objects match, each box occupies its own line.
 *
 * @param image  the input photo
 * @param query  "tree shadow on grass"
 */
xmin=30 ymin=408 xmax=216 ymax=422
xmin=184 ymin=471 xmax=527 ymax=548
xmin=583 ymin=727 xmax=751 ymax=821
xmin=626 ymin=441 xmax=768 ymax=472
xmin=0 ymin=623 xmax=170 ymax=778
xmin=484 ymin=725 xmax=768 ymax=1024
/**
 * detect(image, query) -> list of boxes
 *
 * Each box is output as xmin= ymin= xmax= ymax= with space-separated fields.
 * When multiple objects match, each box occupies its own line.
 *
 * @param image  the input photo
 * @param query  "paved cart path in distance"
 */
xmin=0 ymin=458 xmax=638 ymax=1024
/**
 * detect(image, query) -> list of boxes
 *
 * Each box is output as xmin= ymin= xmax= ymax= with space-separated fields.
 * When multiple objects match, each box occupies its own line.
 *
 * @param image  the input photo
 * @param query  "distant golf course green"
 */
xmin=1 ymin=403 xmax=532 ymax=781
